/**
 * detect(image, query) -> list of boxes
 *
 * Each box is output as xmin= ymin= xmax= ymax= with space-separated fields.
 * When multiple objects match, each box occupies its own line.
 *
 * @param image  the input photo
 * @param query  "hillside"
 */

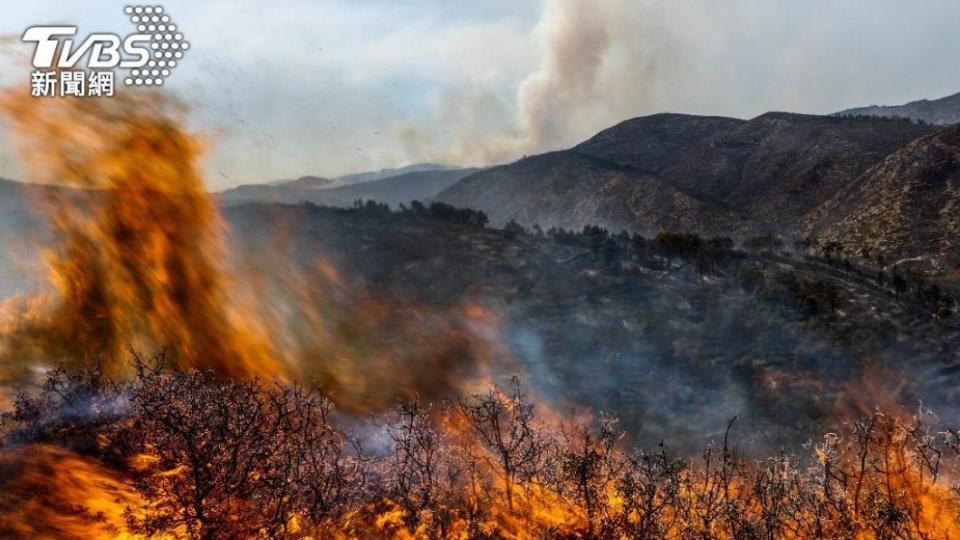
xmin=273 ymin=175 xmax=333 ymax=189
xmin=0 ymin=177 xmax=958 ymax=442
xmin=574 ymin=112 xmax=932 ymax=227
xmin=439 ymin=113 xmax=931 ymax=232
xmin=434 ymin=150 xmax=750 ymax=235
xmin=806 ymin=124 xmax=960 ymax=277
xmin=7 ymin=201 xmax=959 ymax=536
xmin=837 ymin=91 xmax=960 ymax=126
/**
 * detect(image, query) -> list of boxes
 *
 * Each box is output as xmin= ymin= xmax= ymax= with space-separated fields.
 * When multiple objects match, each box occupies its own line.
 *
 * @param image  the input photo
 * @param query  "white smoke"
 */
xmin=396 ymin=0 xmax=649 ymax=165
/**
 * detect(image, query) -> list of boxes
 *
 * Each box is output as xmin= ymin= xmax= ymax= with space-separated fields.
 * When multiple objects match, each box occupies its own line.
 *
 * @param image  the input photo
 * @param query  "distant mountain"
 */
xmin=0 ymin=179 xmax=32 ymax=228
xmin=836 ymin=91 xmax=960 ymax=126
xmin=260 ymin=164 xmax=457 ymax=191
xmin=219 ymin=167 xmax=479 ymax=208
xmin=224 ymin=176 xmax=333 ymax=203
xmin=330 ymin=163 xmax=459 ymax=188
xmin=271 ymin=176 xmax=334 ymax=189
xmin=438 ymin=112 xmax=932 ymax=236
xmin=0 ymin=178 xmax=68 ymax=233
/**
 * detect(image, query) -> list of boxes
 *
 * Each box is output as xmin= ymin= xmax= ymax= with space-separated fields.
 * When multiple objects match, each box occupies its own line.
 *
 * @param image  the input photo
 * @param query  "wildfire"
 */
xmin=0 ymin=77 xmax=959 ymax=539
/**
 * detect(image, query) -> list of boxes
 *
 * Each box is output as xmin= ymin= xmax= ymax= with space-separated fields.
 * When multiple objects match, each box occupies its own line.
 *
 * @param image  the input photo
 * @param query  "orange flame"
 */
xmin=0 ymin=91 xmax=281 ymax=378
xmin=0 ymin=444 xmax=159 ymax=539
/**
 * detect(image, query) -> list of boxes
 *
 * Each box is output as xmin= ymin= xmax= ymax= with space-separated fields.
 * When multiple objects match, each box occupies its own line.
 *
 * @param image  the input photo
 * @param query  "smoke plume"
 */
xmin=397 ymin=0 xmax=646 ymax=165
xmin=516 ymin=0 xmax=614 ymax=152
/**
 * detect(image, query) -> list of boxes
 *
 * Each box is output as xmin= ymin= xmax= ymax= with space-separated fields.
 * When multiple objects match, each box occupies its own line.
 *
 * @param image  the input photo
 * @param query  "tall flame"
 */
xmin=0 ymin=90 xmax=280 ymax=378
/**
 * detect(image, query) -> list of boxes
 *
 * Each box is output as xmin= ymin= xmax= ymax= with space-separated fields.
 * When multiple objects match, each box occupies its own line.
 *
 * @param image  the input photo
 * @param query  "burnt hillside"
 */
xmin=225 ymin=202 xmax=960 ymax=447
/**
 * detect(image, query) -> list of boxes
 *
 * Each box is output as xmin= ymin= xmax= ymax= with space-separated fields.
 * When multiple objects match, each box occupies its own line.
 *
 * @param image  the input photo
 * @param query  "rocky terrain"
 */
xmin=806 ymin=125 xmax=960 ymax=279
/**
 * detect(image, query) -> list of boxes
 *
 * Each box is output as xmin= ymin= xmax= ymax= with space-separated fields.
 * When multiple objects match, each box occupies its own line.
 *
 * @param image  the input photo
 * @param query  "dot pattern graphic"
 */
xmin=123 ymin=5 xmax=188 ymax=86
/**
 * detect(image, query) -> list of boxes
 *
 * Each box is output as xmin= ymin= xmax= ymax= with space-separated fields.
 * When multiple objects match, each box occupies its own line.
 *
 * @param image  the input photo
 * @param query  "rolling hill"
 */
xmin=224 ymin=202 xmax=960 ymax=444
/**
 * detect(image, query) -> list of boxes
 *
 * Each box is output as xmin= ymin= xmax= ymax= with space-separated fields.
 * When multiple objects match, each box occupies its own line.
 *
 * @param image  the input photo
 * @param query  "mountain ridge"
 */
xmin=437 ymin=111 xmax=935 ymax=239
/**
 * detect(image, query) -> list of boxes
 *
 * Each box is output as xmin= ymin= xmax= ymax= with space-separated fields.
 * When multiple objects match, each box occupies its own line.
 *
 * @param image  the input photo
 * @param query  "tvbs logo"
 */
xmin=23 ymin=5 xmax=189 ymax=97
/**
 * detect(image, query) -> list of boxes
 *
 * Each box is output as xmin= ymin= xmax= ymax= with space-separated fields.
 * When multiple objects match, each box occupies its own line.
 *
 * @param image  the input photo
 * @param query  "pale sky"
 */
xmin=1 ymin=0 xmax=960 ymax=190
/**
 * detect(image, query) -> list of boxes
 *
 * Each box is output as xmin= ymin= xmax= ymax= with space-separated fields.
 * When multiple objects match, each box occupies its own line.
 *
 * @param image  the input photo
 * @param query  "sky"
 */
xmin=1 ymin=0 xmax=960 ymax=190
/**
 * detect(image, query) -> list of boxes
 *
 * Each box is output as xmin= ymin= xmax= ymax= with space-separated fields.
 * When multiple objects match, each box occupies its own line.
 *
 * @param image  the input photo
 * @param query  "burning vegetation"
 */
xmin=2 ymin=359 xmax=960 ymax=538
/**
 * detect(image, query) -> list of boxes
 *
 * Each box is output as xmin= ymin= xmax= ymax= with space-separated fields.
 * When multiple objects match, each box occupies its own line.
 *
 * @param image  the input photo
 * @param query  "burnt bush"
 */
xmin=120 ymin=370 xmax=367 ymax=538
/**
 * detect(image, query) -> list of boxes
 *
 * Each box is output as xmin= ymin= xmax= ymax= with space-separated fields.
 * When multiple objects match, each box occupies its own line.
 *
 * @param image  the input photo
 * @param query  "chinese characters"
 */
xmin=30 ymin=70 xmax=115 ymax=98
